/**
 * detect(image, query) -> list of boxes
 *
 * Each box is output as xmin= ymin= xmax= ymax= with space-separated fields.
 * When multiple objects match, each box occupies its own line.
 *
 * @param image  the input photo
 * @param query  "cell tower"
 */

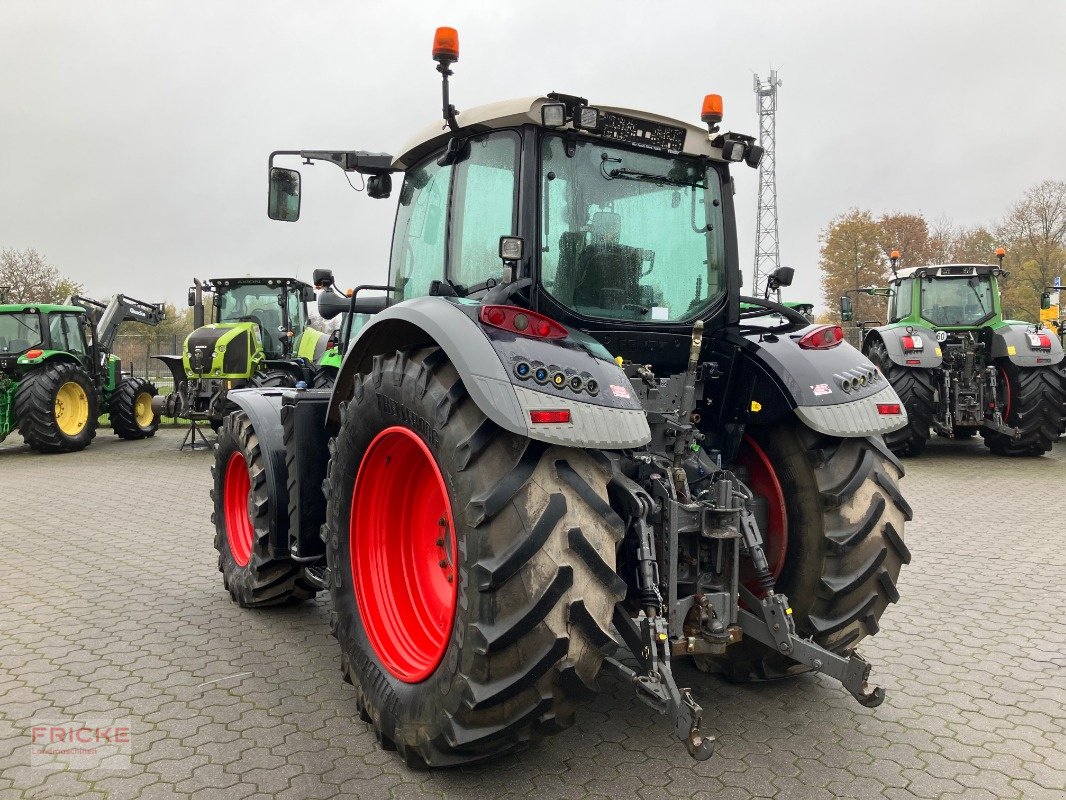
xmin=753 ymin=70 xmax=782 ymax=294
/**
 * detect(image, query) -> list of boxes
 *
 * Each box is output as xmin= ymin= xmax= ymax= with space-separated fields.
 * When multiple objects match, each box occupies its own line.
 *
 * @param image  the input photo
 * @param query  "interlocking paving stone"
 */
xmin=1 ymin=428 xmax=1065 ymax=798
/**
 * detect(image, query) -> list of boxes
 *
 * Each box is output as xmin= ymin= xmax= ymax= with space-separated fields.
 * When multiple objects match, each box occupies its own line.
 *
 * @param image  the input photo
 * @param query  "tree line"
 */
xmin=818 ymin=179 xmax=1065 ymax=323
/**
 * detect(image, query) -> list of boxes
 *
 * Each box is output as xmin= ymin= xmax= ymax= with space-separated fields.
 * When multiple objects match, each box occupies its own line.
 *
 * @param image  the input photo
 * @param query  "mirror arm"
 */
xmin=270 ymin=149 xmax=396 ymax=176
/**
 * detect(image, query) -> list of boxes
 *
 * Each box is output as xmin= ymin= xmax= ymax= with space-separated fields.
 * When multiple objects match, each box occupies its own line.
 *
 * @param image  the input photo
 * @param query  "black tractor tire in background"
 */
xmin=210 ymin=411 xmax=318 ymax=607
xmin=13 ymin=362 xmax=98 ymax=453
xmin=251 ymin=369 xmax=298 ymax=389
xmin=323 ymin=346 xmax=624 ymax=767
xmin=312 ymin=367 xmax=337 ymax=389
xmin=865 ymin=339 xmax=935 ymax=456
xmin=109 ymin=377 xmax=160 ymax=439
xmin=702 ymin=422 xmax=912 ymax=682
xmin=982 ymin=359 xmax=1066 ymax=456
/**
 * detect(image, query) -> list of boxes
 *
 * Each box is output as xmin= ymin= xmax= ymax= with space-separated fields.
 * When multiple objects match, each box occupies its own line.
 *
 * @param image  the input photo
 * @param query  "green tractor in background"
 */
xmin=844 ymin=248 xmax=1066 ymax=456
xmin=153 ymin=276 xmax=335 ymax=428
xmin=0 ymin=293 xmax=166 ymax=453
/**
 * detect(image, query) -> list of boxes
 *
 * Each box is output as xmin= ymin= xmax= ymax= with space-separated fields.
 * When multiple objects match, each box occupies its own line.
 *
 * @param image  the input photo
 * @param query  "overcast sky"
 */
xmin=2 ymin=1 xmax=1064 ymax=311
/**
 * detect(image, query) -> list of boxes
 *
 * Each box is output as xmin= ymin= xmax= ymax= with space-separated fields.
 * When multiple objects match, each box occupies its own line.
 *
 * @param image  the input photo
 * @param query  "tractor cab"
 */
xmin=199 ymin=277 xmax=315 ymax=358
xmin=0 ymin=303 xmax=93 ymax=377
xmin=888 ymin=264 xmax=1003 ymax=331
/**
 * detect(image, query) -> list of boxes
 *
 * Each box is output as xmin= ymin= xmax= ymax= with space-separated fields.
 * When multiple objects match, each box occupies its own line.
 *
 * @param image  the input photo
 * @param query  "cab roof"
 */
xmin=0 ymin=303 xmax=84 ymax=314
xmin=207 ymin=277 xmax=312 ymax=289
xmin=895 ymin=264 xmax=999 ymax=279
xmin=393 ymin=95 xmax=729 ymax=170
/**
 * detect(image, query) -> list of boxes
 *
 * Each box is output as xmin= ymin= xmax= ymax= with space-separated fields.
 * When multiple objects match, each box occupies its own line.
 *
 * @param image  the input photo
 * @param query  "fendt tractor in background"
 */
xmin=209 ymin=29 xmax=913 ymax=766
xmin=153 ymin=276 xmax=333 ymax=429
xmin=844 ymin=249 xmax=1066 ymax=457
xmin=0 ymin=293 xmax=165 ymax=452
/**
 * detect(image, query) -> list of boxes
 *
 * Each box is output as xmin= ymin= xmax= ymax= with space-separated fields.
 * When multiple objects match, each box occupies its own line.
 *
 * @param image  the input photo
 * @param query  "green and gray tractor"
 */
xmin=844 ymin=249 xmax=1066 ymax=456
xmin=0 ymin=294 xmax=166 ymax=452
xmin=207 ymin=28 xmax=913 ymax=766
xmin=153 ymin=276 xmax=333 ymax=429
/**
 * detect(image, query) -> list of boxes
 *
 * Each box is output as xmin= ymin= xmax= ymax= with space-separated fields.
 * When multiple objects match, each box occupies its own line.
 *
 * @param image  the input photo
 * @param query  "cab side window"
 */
xmin=63 ymin=314 xmax=87 ymax=355
xmin=48 ymin=315 xmax=68 ymax=351
xmin=890 ymin=279 xmax=912 ymax=322
xmin=448 ymin=132 xmax=519 ymax=292
xmin=389 ymin=156 xmax=452 ymax=302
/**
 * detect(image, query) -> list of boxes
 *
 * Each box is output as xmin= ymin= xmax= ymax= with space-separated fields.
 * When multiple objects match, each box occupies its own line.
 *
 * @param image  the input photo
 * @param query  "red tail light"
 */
xmin=900 ymin=335 xmax=924 ymax=351
xmin=24 ymin=349 xmax=44 ymax=359
xmin=479 ymin=306 xmax=568 ymax=340
xmin=529 ymin=409 xmax=571 ymax=424
xmin=1027 ymin=332 xmax=1052 ymax=349
xmin=877 ymin=403 xmax=902 ymax=415
xmin=797 ymin=325 xmax=844 ymax=350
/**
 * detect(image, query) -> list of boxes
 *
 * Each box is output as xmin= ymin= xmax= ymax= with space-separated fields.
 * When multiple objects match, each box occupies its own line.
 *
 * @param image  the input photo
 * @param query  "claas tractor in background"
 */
xmin=844 ymin=249 xmax=1066 ymax=456
xmin=0 ymin=294 xmax=165 ymax=452
xmin=208 ymin=28 xmax=913 ymax=766
xmin=153 ymin=276 xmax=334 ymax=429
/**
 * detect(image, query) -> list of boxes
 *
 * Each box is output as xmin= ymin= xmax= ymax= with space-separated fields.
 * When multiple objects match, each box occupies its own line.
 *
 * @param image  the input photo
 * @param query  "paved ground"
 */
xmin=0 ymin=428 xmax=1063 ymax=800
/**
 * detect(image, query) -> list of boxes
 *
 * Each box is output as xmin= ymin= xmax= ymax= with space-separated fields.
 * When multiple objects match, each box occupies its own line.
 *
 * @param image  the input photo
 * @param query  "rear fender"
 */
xmin=863 ymin=324 xmax=943 ymax=368
xmin=152 ymin=354 xmax=188 ymax=386
xmin=225 ymin=388 xmax=291 ymax=559
xmin=723 ymin=328 xmax=908 ymax=438
xmin=990 ymin=323 xmax=1064 ymax=367
xmin=329 ymin=296 xmax=651 ymax=449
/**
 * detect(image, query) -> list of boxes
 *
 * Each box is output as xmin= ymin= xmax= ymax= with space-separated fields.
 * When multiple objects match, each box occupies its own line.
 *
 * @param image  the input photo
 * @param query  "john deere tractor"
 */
xmin=844 ymin=250 xmax=1066 ymax=456
xmin=0 ymin=294 xmax=166 ymax=452
xmin=153 ymin=276 xmax=333 ymax=428
xmin=206 ymin=28 xmax=913 ymax=766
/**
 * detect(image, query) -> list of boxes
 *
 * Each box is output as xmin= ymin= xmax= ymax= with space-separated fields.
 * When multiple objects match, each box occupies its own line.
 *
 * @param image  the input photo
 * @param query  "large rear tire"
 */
xmin=982 ymin=360 xmax=1066 ymax=456
xmin=13 ymin=362 xmax=98 ymax=453
xmin=323 ymin=346 xmax=624 ymax=767
xmin=210 ymin=411 xmax=318 ymax=607
xmin=109 ymin=377 xmax=160 ymax=439
xmin=702 ymin=422 xmax=911 ymax=681
xmin=865 ymin=339 xmax=934 ymax=457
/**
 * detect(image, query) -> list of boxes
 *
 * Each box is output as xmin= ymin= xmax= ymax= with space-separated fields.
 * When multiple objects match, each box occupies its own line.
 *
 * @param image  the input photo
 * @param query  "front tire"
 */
xmin=210 ymin=411 xmax=317 ymax=607
xmin=705 ymin=422 xmax=912 ymax=681
xmin=109 ymin=377 xmax=160 ymax=439
xmin=13 ymin=362 xmax=98 ymax=453
xmin=982 ymin=360 xmax=1066 ymax=456
xmin=865 ymin=339 xmax=934 ymax=457
xmin=324 ymin=347 xmax=624 ymax=766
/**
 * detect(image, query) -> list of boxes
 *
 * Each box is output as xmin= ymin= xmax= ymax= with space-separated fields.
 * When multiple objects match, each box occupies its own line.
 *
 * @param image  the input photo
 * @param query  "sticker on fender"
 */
xmin=610 ymin=384 xmax=631 ymax=399
xmin=811 ymin=383 xmax=832 ymax=396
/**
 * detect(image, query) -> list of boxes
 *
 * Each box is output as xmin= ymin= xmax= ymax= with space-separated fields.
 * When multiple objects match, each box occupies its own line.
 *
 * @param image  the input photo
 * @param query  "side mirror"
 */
xmin=1041 ymin=292 xmax=1052 ymax=310
xmin=187 ymin=288 xmax=196 ymax=307
xmin=268 ymin=167 xmax=301 ymax=222
xmin=769 ymin=266 xmax=795 ymax=290
xmin=301 ymin=285 xmax=316 ymax=302
xmin=313 ymin=268 xmax=335 ymax=289
xmin=840 ymin=295 xmax=854 ymax=322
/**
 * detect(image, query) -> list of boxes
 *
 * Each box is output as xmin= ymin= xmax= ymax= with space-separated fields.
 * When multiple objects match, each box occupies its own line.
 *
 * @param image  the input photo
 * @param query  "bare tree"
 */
xmin=0 ymin=248 xmax=83 ymax=303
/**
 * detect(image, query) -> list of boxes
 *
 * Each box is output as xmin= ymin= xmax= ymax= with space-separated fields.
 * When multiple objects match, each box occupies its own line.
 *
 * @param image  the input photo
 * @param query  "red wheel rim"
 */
xmin=736 ymin=435 xmax=788 ymax=587
xmin=223 ymin=452 xmax=254 ymax=567
xmin=351 ymin=426 xmax=458 ymax=683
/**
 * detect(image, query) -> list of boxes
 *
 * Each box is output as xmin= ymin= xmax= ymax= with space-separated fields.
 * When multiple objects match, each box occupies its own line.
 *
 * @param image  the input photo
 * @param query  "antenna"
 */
xmin=753 ymin=70 xmax=782 ymax=294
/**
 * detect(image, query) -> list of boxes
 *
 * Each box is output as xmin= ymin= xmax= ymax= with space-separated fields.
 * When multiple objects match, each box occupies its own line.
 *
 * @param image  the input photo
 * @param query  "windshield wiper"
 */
xmin=599 ymin=155 xmax=703 ymax=188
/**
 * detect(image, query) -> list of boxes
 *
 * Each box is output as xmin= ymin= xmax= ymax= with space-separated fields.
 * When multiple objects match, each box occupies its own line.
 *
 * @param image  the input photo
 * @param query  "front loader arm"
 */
xmin=86 ymin=294 xmax=167 ymax=352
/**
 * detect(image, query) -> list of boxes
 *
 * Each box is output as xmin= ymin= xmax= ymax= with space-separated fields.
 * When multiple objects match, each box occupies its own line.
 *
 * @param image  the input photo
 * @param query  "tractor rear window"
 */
xmin=920 ymin=276 xmax=994 ymax=327
xmin=540 ymin=136 xmax=726 ymax=322
xmin=0 ymin=313 xmax=43 ymax=355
